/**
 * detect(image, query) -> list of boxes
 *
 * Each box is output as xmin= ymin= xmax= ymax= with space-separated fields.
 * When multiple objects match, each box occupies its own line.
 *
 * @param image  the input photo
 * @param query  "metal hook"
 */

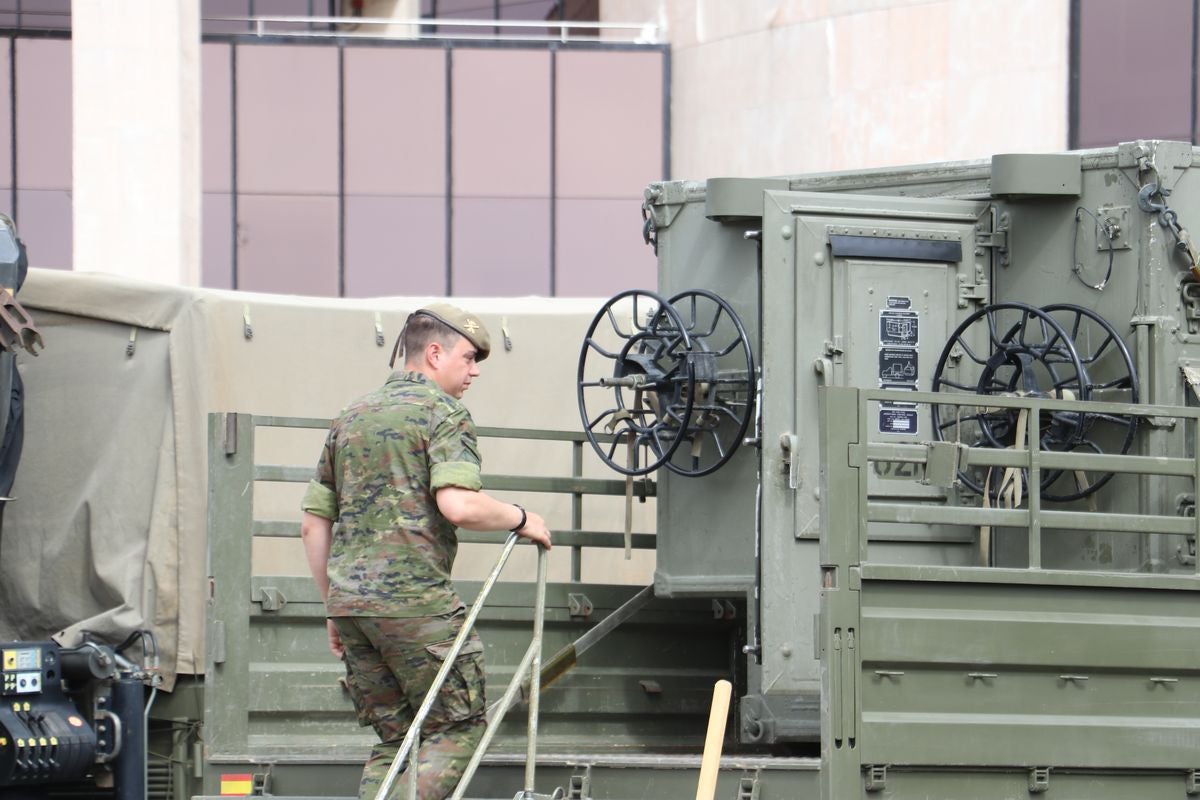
xmin=1137 ymin=182 xmax=1168 ymax=214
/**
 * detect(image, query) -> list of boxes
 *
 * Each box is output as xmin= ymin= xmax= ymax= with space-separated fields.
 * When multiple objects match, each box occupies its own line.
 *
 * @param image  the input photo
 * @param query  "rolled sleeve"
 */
xmin=301 ymin=479 xmax=338 ymax=520
xmin=431 ymin=461 xmax=482 ymax=491
xmin=428 ymin=405 xmax=482 ymax=492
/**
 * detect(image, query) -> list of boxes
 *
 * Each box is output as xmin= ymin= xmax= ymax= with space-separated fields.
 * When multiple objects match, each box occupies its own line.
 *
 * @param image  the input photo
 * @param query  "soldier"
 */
xmin=300 ymin=304 xmax=552 ymax=800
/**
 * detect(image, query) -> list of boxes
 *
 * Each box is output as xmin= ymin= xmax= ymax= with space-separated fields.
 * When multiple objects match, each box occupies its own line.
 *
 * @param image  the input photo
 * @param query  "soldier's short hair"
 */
xmin=398 ymin=312 xmax=462 ymax=367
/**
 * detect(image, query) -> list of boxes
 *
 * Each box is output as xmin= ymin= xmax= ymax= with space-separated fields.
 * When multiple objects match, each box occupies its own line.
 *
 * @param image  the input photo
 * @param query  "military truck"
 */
xmin=5 ymin=139 xmax=1200 ymax=800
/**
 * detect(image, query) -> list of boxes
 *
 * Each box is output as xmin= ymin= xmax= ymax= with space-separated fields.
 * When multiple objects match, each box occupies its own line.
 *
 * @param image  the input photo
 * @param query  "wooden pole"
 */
xmin=694 ymin=679 xmax=732 ymax=800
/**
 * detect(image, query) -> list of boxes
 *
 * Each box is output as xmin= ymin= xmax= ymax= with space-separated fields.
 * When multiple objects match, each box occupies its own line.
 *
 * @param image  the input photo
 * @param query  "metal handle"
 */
xmin=93 ymin=709 xmax=123 ymax=764
xmin=375 ymin=533 xmax=526 ymax=800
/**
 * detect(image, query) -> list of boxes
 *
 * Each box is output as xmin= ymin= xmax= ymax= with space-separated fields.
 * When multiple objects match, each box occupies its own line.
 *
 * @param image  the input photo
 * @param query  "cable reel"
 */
xmin=931 ymin=302 xmax=1138 ymax=502
xmin=577 ymin=289 xmax=755 ymax=477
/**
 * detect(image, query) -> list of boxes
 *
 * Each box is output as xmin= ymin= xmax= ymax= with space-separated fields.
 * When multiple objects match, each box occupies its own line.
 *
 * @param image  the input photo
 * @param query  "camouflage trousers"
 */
xmin=333 ymin=612 xmax=487 ymax=800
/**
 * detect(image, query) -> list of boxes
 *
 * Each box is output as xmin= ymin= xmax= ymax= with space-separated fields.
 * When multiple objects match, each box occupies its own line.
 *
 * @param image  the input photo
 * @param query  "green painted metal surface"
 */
xmin=194 ymin=142 xmax=1200 ymax=799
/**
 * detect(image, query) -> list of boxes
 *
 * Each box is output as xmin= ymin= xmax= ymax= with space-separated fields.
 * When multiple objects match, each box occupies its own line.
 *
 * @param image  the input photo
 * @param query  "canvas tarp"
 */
xmin=0 ymin=268 xmax=652 ymax=689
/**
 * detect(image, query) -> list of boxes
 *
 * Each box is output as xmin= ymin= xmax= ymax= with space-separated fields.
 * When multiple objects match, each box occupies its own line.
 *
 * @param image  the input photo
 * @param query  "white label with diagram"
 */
xmin=880 ymin=310 xmax=919 ymax=346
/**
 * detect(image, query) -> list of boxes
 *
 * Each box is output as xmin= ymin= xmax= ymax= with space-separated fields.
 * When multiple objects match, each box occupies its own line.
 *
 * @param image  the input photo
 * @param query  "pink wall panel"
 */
xmin=555 ymin=198 xmax=654 ymax=297
xmin=452 ymin=49 xmax=550 ymax=198
xmin=236 ymin=194 xmax=339 ymax=296
xmin=236 ymin=44 xmax=339 ymax=195
xmin=345 ymin=196 xmax=445 ymax=297
xmin=556 ymin=50 xmax=663 ymax=198
xmin=15 ymin=190 xmax=71 ymax=269
xmin=0 ymin=40 xmax=12 ymax=189
xmin=202 ymin=193 xmax=233 ymax=289
xmin=16 ymin=39 xmax=70 ymax=191
xmin=202 ymin=43 xmax=233 ymax=193
xmin=1077 ymin=0 xmax=1192 ymax=147
xmin=344 ymin=47 xmax=445 ymax=196
xmin=452 ymin=197 xmax=549 ymax=296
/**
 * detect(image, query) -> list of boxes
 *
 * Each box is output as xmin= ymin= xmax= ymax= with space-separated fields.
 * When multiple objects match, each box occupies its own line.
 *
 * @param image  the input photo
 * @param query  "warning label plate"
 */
xmin=879 ymin=310 xmax=919 ymax=346
xmin=879 ymin=406 xmax=919 ymax=435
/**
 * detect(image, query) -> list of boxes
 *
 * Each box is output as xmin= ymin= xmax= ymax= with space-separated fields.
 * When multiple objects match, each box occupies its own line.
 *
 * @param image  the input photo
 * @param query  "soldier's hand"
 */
xmin=326 ymin=618 xmax=345 ymax=659
xmin=517 ymin=510 xmax=552 ymax=550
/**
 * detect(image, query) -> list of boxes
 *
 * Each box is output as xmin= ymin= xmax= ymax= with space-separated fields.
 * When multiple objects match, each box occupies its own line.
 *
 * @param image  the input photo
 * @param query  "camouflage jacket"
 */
xmin=301 ymin=370 xmax=482 ymax=617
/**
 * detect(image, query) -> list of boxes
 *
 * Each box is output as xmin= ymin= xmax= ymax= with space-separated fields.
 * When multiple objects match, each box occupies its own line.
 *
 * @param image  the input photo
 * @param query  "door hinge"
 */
xmin=976 ymin=210 xmax=1010 ymax=267
xmin=957 ymin=276 xmax=990 ymax=307
xmin=1029 ymin=767 xmax=1050 ymax=793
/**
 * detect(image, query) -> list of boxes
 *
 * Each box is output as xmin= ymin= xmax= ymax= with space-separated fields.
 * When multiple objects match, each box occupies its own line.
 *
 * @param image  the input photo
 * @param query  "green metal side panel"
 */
xmin=817 ymin=385 xmax=1200 ymax=799
xmin=858 ymin=572 xmax=1200 ymax=769
xmin=201 ymin=413 xmax=758 ymax=800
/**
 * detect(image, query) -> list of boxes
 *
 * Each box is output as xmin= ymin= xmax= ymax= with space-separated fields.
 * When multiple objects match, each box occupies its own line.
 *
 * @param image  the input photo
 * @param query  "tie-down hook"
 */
xmin=1137 ymin=181 xmax=1170 ymax=214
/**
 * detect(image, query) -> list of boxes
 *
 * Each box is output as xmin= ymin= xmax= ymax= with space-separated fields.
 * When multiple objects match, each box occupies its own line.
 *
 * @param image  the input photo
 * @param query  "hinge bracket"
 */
xmin=258 ymin=586 xmax=287 ymax=612
xmin=1029 ymin=767 xmax=1050 ymax=793
xmin=566 ymin=765 xmax=591 ymax=799
xmin=957 ymin=277 xmax=990 ymax=307
xmin=864 ymin=764 xmax=887 ymax=792
xmin=736 ymin=769 xmax=761 ymax=799
xmin=567 ymin=593 xmax=594 ymax=619
xmin=977 ymin=209 xmax=1011 ymax=267
xmin=1186 ymin=768 xmax=1200 ymax=795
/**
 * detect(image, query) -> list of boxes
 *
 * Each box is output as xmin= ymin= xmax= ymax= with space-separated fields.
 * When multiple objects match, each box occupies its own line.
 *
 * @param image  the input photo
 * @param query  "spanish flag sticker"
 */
xmin=219 ymin=773 xmax=254 ymax=796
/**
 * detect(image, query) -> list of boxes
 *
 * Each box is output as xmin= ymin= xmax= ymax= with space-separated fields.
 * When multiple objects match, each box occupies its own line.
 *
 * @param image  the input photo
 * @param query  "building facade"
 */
xmin=0 ymin=0 xmax=1196 ymax=294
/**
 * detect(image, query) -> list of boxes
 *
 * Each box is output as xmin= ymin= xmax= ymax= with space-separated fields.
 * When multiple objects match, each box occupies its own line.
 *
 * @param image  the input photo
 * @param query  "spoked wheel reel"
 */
xmin=931 ymin=302 xmax=1138 ymax=502
xmin=661 ymin=290 xmax=756 ymax=477
xmin=1037 ymin=303 xmax=1139 ymax=500
xmin=577 ymin=289 xmax=756 ymax=478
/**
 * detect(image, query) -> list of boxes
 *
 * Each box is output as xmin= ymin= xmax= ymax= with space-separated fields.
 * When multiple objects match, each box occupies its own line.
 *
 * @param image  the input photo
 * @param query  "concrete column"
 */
xmin=72 ymin=1 xmax=201 ymax=286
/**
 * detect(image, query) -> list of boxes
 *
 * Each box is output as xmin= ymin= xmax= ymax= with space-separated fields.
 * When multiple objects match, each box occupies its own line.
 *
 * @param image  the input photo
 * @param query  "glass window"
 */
xmin=235 ymin=44 xmax=339 ymax=195
xmin=202 ymin=43 xmax=233 ymax=194
xmin=344 ymin=47 xmax=445 ymax=196
xmin=1074 ymin=0 xmax=1193 ymax=147
xmin=15 ymin=189 xmax=70 ymax=269
xmin=15 ymin=38 xmax=70 ymax=191
xmin=203 ymin=193 xmax=235 ymax=289
xmin=236 ymin=194 xmax=339 ymax=296
xmin=202 ymin=0 xmax=253 ymax=35
xmin=452 ymin=197 xmax=550 ymax=296
xmin=556 ymin=50 xmax=663 ymax=198
xmin=345 ymin=196 xmax=446 ymax=297
xmin=555 ymin=197 xmax=653 ymax=296
xmin=452 ymin=49 xmax=550 ymax=198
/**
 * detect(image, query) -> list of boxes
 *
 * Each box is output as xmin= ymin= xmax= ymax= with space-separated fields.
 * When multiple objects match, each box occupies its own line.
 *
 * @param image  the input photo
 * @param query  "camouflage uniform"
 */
xmin=302 ymin=370 xmax=487 ymax=800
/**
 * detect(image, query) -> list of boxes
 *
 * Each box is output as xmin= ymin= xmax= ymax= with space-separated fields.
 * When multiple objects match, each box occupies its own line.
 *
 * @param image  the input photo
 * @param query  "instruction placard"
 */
xmin=880 ymin=310 xmax=919 ymax=347
xmin=878 ymin=348 xmax=918 ymax=383
xmin=879 ymin=406 xmax=919 ymax=435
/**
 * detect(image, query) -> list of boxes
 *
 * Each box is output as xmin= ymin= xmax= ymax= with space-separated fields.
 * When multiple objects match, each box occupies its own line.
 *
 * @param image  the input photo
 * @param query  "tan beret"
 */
xmin=413 ymin=303 xmax=491 ymax=361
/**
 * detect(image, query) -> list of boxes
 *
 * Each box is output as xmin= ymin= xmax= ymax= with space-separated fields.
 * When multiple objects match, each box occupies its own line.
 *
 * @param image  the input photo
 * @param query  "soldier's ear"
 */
xmin=426 ymin=340 xmax=443 ymax=366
